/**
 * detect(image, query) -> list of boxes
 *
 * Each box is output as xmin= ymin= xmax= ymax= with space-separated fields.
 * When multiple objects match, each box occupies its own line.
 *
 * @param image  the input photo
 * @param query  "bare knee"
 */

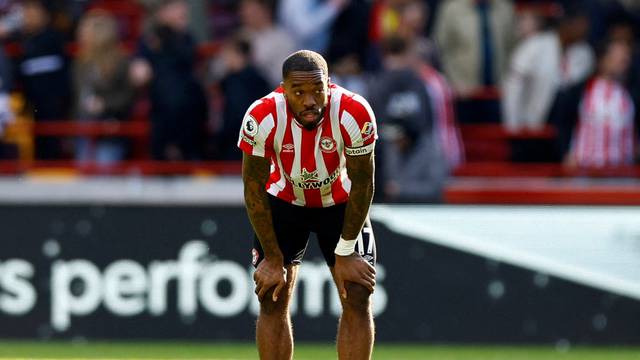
xmin=259 ymin=290 xmax=289 ymax=317
xmin=342 ymin=282 xmax=371 ymax=315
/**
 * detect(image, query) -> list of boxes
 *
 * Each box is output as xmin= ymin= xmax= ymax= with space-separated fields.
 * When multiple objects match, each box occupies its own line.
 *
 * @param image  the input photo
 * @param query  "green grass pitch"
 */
xmin=0 ymin=342 xmax=638 ymax=360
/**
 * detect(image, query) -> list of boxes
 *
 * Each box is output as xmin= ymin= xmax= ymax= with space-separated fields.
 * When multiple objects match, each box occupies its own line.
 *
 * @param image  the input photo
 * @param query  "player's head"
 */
xmin=281 ymin=50 xmax=330 ymax=130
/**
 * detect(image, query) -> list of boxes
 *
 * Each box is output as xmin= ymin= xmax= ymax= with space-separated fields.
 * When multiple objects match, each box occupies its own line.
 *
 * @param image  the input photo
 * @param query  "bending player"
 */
xmin=239 ymin=50 xmax=377 ymax=360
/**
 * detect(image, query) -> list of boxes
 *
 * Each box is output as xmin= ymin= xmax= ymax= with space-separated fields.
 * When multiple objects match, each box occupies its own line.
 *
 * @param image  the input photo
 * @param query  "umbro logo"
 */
xmin=282 ymin=143 xmax=294 ymax=153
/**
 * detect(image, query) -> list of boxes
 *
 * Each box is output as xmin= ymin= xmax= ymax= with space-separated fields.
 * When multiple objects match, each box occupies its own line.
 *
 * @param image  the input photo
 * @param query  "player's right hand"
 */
xmin=253 ymin=257 xmax=287 ymax=302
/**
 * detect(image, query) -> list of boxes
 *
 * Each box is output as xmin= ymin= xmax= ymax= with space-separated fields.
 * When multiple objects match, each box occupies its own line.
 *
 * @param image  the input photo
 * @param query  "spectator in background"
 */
xmin=216 ymin=34 xmax=270 ymax=160
xmin=434 ymin=0 xmax=514 ymax=97
xmin=0 ymin=0 xmax=22 ymax=38
xmin=395 ymin=0 xmax=439 ymax=67
xmin=326 ymin=0 xmax=371 ymax=98
xmin=277 ymin=0 xmax=349 ymax=54
xmin=238 ymin=0 xmax=294 ymax=88
xmin=370 ymin=36 xmax=446 ymax=203
xmin=130 ymin=0 xmax=208 ymax=161
xmin=565 ymin=39 xmax=636 ymax=169
xmin=410 ymin=6 xmax=465 ymax=172
xmin=515 ymin=9 xmax=543 ymax=42
xmin=0 ymin=46 xmax=13 ymax=142
xmin=502 ymin=7 xmax=594 ymax=132
xmin=325 ymin=0 xmax=371 ymax=72
xmin=17 ymin=0 xmax=71 ymax=159
xmin=73 ymin=10 xmax=134 ymax=165
xmin=607 ymin=21 xmax=640 ymax=144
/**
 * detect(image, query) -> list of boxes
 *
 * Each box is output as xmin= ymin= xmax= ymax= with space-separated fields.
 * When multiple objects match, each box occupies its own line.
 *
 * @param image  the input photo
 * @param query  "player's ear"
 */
xmin=280 ymin=81 xmax=287 ymax=96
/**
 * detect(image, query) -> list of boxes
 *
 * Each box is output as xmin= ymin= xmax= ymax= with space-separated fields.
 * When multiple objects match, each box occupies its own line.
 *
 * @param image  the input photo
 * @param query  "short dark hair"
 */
xmin=282 ymin=50 xmax=328 ymax=80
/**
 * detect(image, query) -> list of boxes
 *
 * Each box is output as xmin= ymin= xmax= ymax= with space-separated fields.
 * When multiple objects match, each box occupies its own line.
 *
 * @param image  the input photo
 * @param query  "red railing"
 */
xmin=0 ymin=160 xmax=241 ymax=176
xmin=32 ymin=120 xmax=149 ymax=137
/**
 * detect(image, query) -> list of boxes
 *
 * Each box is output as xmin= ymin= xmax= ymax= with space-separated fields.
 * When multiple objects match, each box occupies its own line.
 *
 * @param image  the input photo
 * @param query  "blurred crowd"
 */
xmin=0 ymin=0 xmax=638 ymax=201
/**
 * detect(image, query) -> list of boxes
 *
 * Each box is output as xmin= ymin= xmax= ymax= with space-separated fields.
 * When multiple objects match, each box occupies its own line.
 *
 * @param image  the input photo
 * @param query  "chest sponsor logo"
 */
xmin=320 ymin=137 xmax=337 ymax=153
xmin=300 ymin=168 xmax=319 ymax=182
xmin=284 ymin=168 xmax=340 ymax=189
xmin=243 ymin=116 xmax=259 ymax=136
xmin=282 ymin=143 xmax=295 ymax=153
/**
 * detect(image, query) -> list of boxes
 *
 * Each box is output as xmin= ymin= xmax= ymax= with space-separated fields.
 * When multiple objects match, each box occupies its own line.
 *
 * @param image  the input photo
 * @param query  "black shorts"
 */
xmin=252 ymin=195 xmax=376 ymax=268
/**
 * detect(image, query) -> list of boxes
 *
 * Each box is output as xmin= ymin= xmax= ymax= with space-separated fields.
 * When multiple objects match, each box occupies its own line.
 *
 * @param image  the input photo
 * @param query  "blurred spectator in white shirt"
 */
xmin=502 ymin=7 xmax=594 ymax=132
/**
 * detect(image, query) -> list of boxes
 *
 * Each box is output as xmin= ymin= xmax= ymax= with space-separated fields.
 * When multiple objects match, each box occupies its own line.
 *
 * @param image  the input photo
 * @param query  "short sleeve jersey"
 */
xmin=238 ymin=84 xmax=377 ymax=208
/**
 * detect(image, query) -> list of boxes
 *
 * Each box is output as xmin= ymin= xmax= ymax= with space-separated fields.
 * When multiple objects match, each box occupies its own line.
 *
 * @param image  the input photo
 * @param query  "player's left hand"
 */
xmin=334 ymin=253 xmax=376 ymax=299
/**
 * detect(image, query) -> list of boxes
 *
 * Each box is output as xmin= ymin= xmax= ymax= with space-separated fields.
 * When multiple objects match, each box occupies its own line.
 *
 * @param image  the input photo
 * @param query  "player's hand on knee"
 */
xmin=253 ymin=258 xmax=287 ymax=302
xmin=334 ymin=253 xmax=376 ymax=299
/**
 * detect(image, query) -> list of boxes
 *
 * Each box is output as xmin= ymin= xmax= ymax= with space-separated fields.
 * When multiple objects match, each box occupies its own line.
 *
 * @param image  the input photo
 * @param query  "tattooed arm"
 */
xmin=334 ymin=152 xmax=376 ymax=297
xmin=242 ymin=153 xmax=286 ymax=302
xmin=342 ymin=152 xmax=375 ymax=239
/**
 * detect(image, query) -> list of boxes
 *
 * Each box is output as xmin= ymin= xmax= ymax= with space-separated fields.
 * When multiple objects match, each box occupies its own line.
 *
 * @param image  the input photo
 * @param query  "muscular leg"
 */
xmin=256 ymin=264 xmax=299 ymax=360
xmin=331 ymin=270 xmax=374 ymax=360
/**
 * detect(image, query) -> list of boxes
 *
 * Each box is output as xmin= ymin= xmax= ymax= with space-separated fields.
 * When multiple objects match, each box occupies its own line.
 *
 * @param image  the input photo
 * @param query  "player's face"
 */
xmin=282 ymin=70 xmax=329 ymax=130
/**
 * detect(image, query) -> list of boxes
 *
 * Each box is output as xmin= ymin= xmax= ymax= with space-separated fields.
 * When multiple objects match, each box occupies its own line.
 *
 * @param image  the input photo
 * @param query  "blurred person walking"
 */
xmin=130 ymin=0 xmax=208 ymax=161
xmin=370 ymin=36 xmax=447 ymax=202
xmin=73 ymin=10 xmax=134 ymax=165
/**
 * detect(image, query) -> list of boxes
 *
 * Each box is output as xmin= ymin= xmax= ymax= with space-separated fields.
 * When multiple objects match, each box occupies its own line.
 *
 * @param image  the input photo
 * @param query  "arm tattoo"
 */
xmin=242 ymin=154 xmax=282 ymax=260
xmin=342 ymin=153 xmax=375 ymax=239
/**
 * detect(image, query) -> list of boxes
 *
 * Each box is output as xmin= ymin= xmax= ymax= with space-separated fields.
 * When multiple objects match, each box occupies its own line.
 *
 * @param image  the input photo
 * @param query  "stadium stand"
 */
xmin=0 ymin=0 xmax=637 ymax=206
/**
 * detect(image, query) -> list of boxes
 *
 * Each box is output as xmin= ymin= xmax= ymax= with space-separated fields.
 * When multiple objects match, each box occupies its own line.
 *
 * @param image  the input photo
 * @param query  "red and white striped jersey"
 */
xmin=570 ymin=77 xmax=636 ymax=168
xmin=238 ymin=83 xmax=377 ymax=208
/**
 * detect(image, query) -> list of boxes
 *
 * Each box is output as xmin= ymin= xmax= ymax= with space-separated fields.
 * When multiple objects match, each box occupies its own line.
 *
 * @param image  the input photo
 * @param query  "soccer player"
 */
xmin=239 ymin=50 xmax=377 ymax=360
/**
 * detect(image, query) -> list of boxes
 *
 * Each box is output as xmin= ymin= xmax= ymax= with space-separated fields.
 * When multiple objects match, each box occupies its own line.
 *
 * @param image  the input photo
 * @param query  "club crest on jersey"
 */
xmin=243 ymin=116 xmax=259 ymax=137
xmin=320 ymin=136 xmax=337 ymax=153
